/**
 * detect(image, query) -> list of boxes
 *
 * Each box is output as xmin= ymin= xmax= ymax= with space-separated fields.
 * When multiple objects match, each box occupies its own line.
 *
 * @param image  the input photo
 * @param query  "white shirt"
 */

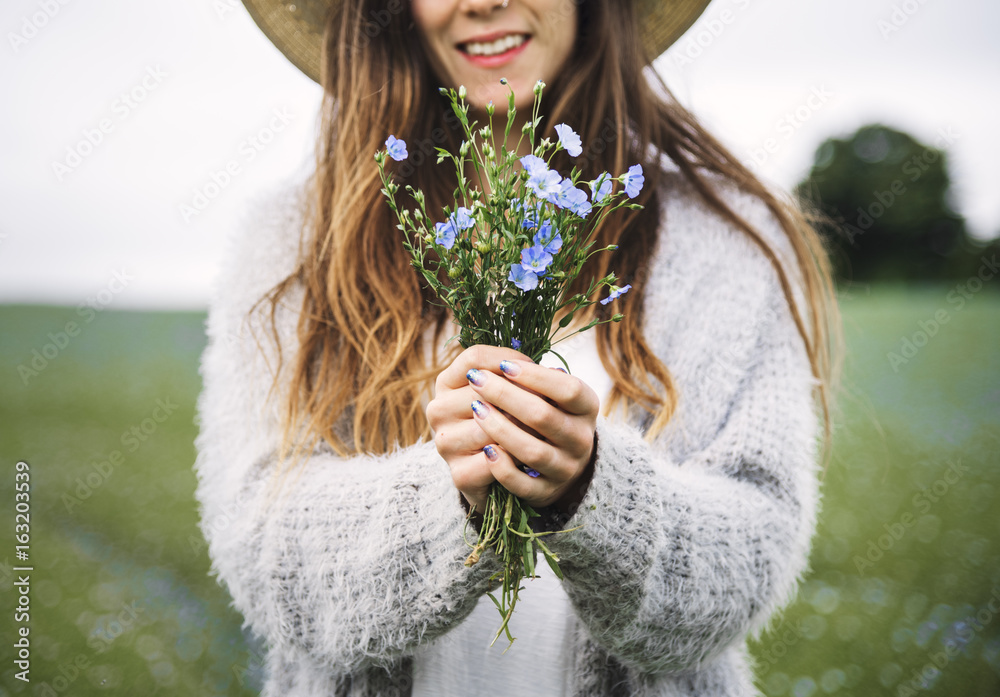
xmin=411 ymin=327 xmax=614 ymax=697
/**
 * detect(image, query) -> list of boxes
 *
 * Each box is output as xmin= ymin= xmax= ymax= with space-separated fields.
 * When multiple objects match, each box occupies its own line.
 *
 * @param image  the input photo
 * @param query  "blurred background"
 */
xmin=1 ymin=0 xmax=998 ymax=695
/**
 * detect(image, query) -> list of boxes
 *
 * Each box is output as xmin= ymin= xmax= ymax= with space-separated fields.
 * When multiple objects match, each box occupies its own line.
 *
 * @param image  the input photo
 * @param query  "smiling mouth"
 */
xmin=458 ymin=33 xmax=530 ymax=58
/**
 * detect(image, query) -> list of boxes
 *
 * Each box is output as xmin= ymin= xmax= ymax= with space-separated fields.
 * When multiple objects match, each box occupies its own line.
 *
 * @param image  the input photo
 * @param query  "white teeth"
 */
xmin=463 ymin=34 xmax=526 ymax=57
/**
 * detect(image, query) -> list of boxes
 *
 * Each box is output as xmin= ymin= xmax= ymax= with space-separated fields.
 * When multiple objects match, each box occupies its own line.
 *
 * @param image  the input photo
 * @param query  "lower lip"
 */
xmin=459 ymin=37 xmax=530 ymax=68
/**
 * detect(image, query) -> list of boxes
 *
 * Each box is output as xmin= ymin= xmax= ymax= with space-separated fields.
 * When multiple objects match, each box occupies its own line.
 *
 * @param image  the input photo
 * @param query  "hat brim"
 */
xmin=241 ymin=0 xmax=713 ymax=85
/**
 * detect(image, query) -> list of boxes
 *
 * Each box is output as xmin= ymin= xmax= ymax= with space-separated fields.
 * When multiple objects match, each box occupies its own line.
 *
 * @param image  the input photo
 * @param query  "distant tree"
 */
xmin=795 ymin=123 xmax=971 ymax=281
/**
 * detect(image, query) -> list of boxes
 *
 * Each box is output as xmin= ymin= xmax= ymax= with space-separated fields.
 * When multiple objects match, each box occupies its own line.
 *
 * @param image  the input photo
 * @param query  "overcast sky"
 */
xmin=2 ymin=0 xmax=997 ymax=309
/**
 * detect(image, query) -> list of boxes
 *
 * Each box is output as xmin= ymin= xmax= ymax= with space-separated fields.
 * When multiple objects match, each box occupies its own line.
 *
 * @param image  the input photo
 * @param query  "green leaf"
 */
xmin=541 ymin=547 xmax=563 ymax=580
xmin=548 ymin=350 xmax=571 ymax=373
xmin=524 ymin=538 xmax=535 ymax=577
xmin=486 ymin=591 xmax=504 ymax=614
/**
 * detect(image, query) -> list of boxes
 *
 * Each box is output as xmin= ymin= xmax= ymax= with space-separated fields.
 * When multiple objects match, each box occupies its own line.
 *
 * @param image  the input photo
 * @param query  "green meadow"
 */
xmin=1 ymin=286 xmax=998 ymax=695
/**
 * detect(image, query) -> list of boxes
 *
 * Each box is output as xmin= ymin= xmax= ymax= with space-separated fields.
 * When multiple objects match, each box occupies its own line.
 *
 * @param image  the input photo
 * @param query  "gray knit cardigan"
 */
xmin=192 ymin=164 xmax=824 ymax=697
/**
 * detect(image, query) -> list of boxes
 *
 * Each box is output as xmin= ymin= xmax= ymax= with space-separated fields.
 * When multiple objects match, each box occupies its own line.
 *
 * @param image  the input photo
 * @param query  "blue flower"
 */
xmin=554 ymin=124 xmax=582 ymax=157
xmin=519 ymin=154 xmax=548 ymax=178
xmin=527 ymin=169 xmax=564 ymax=203
xmin=434 ymin=219 xmax=457 ymax=249
xmin=600 ymin=284 xmax=632 ymax=305
xmin=553 ymin=179 xmax=592 ymax=218
xmin=533 ymin=221 xmax=562 ymax=255
xmin=509 ymin=264 xmax=539 ymax=291
xmin=571 ymin=197 xmax=592 ymax=218
xmin=385 ymin=135 xmax=408 ymax=161
xmin=518 ymin=199 xmax=547 ymax=229
xmin=450 ymin=206 xmax=475 ymax=230
xmin=511 ymin=338 xmax=522 ymax=350
xmin=622 ymin=164 xmax=644 ymax=199
xmin=590 ymin=172 xmax=613 ymax=203
xmin=520 ymin=245 xmax=553 ymax=274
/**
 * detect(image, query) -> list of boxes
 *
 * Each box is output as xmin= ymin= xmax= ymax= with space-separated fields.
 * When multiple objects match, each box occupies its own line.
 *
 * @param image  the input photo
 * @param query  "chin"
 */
xmin=469 ymin=76 xmax=540 ymax=111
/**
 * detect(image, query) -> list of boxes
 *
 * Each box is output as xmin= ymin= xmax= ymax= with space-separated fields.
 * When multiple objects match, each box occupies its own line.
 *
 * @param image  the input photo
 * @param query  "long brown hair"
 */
xmin=249 ymin=0 xmax=844 ymax=482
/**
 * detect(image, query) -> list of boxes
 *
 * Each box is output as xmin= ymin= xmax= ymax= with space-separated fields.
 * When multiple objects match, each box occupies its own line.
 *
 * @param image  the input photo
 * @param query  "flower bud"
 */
xmin=612 ymin=314 xmax=624 ymax=322
xmin=458 ymin=85 xmax=467 ymax=100
xmin=486 ymin=101 xmax=495 ymax=116
xmin=476 ymin=241 xmax=490 ymax=254
xmin=533 ymin=80 xmax=545 ymax=96
xmin=448 ymin=266 xmax=461 ymax=279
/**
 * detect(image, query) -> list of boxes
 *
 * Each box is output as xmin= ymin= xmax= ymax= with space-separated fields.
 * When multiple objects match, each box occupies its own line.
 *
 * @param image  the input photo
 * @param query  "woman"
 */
xmin=194 ymin=0 xmax=843 ymax=695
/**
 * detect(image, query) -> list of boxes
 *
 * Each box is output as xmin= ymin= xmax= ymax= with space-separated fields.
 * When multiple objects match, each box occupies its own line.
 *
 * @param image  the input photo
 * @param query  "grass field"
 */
xmin=1 ymin=285 xmax=998 ymax=696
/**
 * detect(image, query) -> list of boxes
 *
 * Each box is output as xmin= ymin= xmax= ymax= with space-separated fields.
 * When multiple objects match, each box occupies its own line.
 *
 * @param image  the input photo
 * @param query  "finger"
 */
xmin=426 ymin=384 xmax=480 ymax=428
xmin=467 ymin=367 xmax=582 ymax=451
xmin=438 ymin=344 xmax=533 ymax=390
xmin=481 ymin=442 xmax=549 ymax=503
xmin=496 ymin=358 xmax=599 ymax=417
xmin=433 ymin=417 xmax=492 ymax=457
xmin=470 ymin=399 xmax=573 ymax=483
xmin=448 ymin=452 xmax=497 ymax=500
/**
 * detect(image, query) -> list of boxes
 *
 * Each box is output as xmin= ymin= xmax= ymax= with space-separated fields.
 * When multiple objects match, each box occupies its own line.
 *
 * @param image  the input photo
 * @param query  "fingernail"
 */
xmin=483 ymin=445 xmax=498 ymax=461
xmin=471 ymin=400 xmax=490 ymax=419
xmin=499 ymin=360 xmax=521 ymax=377
xmin=518 ymin=462 xmax=541 ymax=477
xmin=466 ymin=368 xmax=486 ymax=386
xmin=551 ymin=366 xmax=568 ymax=373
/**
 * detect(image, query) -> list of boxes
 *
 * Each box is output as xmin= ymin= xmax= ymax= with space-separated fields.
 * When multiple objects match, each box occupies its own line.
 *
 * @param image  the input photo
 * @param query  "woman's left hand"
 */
xmin=459 ymin=347 xmax=600 ymax=512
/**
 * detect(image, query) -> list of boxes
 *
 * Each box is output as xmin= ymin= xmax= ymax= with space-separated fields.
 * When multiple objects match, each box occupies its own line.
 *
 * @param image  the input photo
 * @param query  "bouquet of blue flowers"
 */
xmin=376 ymin=79 xmax=643 ymax=650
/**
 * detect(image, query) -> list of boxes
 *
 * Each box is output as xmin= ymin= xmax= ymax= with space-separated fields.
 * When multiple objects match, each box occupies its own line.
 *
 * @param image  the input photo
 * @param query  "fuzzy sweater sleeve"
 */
xmin=192 ymin=181 xmax=504 ymax=677
xmin=542 ymin=177 xmax=824 ymax=676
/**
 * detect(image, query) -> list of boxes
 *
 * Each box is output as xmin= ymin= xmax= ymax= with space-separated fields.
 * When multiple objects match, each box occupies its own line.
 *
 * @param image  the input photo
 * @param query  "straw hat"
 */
xmin=241 ymin=0 xmax=713 ymax=84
